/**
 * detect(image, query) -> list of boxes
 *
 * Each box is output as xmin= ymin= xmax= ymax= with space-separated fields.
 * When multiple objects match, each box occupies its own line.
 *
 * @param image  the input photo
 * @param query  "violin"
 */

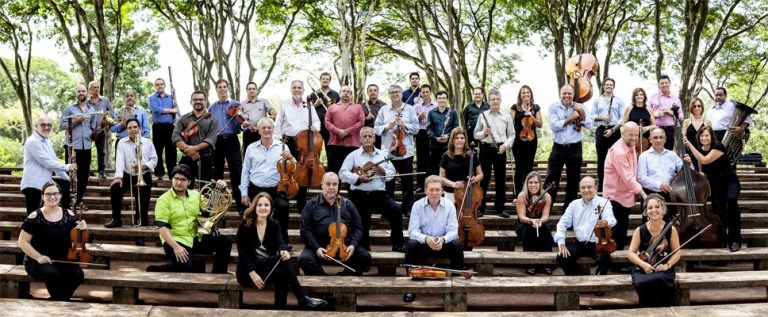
xmin=594 ymin=200 xmax=616 ymax=254
xmin=181 ymin=112 xmax=212 ymax=143
xmin=294 ymin=103 xmax=325 ymax=187
xmin=325 ymin=196 xmax=348 ymax=260
xmin=390 ymin=109 xmax=406 ymax=157
xmin=352 ymin=156 xmax=392 ymax=177
xmin=67 ymin=207 xmax=90 ymax=266
xmin=276 ymin=134 xmax=299 ymax=198
xmin=453 ymin=142 xmax=485 ymax=250
xmin=565 ymin=53 xmax=599 ymax=132
xmin=519 ymin=106 xmax=536 ymax=141
xmin=402 ymin=264 xmax=475 ymax=280
xmin=669 ymin=105 xmax=723 ymax=248
xmin=635 ymin=119 xmax=650 ymax=157
xmin=639 ymin=215 xmax=680 ymax=265
xmin=525 ymin=182 xmax=555 ymax=219
xmin=226 ymin=103 xmax=248 ymax=124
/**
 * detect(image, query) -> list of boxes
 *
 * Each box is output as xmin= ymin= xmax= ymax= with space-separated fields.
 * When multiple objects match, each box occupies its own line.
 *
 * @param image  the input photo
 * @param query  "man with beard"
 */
xmin=362 ymin=84 xmax=385 ymax=148
xmin=86 ymin=80 xmax=114 ymax=179
xmin=275 ymin=80 xmax=321 ymax=213
xmin=172 ymin=91 xmax=218 ymax=185
xmin=325 ymin=85 xmax=365 ymax=174
xmin=110 ymin=89 xmax=151 ymax=155
xmin=60 ymin=85 xmax=98 ymax=206
xmin=21 ymin=116 xmax=76 ymax=214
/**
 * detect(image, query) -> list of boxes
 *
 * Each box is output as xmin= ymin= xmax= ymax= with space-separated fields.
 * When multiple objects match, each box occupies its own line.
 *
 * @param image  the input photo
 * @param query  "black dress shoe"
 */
xmin=403 ymin=293 xmax=416 ymax=302
xmin=730 ymin=242 xmax=741 ymax=252
xmin=286 ymin=245 xmax=293 ymax=251
xmin=99 ymin=172 xmax=106 ymax=179
xmin=499 ymin=211 xmax=511 ymax=218
xmin=135 ymin=238 xmax=145 ymax=246
xmin=104 ymin=219 xmax=123 ymax=228
xmin=298 ymin=296 xmax=327 ymax=309
xmin=594 ymin=291 xmax=605 ymax=297
xmin=477 ymin=211 xmax=484 ymax=218
xmin=392 ymin=245 xmax=406 ymax=253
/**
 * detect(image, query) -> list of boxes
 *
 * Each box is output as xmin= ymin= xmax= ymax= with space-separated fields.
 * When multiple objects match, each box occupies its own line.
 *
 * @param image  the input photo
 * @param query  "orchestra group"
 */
xmin=18 ymin=69 xmax=753 ymax=309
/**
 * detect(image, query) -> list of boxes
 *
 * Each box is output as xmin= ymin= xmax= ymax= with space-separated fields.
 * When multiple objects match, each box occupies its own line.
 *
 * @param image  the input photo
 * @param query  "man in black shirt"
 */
xmin=298 ymin=172 xmax=371 ymax=275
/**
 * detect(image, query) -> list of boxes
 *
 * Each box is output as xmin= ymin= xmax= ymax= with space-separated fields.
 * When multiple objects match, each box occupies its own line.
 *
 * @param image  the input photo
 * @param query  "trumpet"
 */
xmin=307 ymin=75 xmax=334 ymax=109
xmin=197 ymin=182 xmax=233 ymax=235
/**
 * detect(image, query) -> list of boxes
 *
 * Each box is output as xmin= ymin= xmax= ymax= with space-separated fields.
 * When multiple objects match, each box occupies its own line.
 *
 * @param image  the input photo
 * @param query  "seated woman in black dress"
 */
xmin=627 ymin=193 xmax=680 ymax=307
xmin=438 ymin=127 xmax=483 ymax=206
xmin=236 ymin=192 xmax=326 ymax=309
xmin=683 ymin=125 xmax=741 ymax=252
xmin=17 ymin=181 xmax=87 ymax=301
xmin=515 ymin=171 xmax=555 ymax=275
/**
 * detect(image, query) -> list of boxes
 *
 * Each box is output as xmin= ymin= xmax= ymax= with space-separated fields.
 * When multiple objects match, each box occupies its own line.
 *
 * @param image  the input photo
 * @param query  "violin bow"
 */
xmin=49 ymin=260 xmax=108 ymax=267
xmin=262 ymin=256 xmax=282 ymax=284
xmin=322 ymin=252 xmax=356 ymax=273
xmin=652 ymin=224 xmax=711 ymax=269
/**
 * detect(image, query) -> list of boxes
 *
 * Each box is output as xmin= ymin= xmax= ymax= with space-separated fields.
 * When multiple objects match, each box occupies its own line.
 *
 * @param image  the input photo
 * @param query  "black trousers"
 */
xmin=415 ymin=129 xmax=430 ymax=188
xmin=713 ymin=180 xmax=741 ymax=245
xmin=556 ymin=241 xmax=611 ymax=276
xmin=660 ymin=126 xmax=675 ymax=150
xmin=298 ymin=246 xmax=371 ymax=276
xmin=595 ymin=126 xmax=620 ymax=191
xmin=284 ymin=136 xmax=308 ymax=213
xmin=479 ymin=143 xmax=507 ymax=214
xmin=236 ymin=257 xmax=307 ymax=309
xmin=178 ymin=153 xmax=214 ymax=187
xmin=327 ymin=145 xmax=357 ymax=175
xmin=386 ymin=157 xmax=414 ymax=215
xmin=248 ymin=184 xmax=290 ymax=243
xmin=428 ymin=146 xmax=446 ymax=178
xmin=213 ymin=135 xmax=245 ymax=213
xmin=610 ymin=200 xmax=632 ymax=250
xmin=63 ymin=147 xmax=91 ymax=205
xmin=516 ymin=222 xmax=555 ymax=270
xmin=241 ymin=129 xmax=261 ymax=154
xmin=24 ymin=259 xmax=83 ymax=301
xmin=349 ymin=190 xmax=404 ymax=250
xmin=404 ymin=239 xmax=464 ymax=271
xmin=544 ymin=142 xmax=582 ymax=210
xmin=152 ymin=123 xmax=177 ymax=178
xmin=95 ymin=130 xmax=106 ymax=173
xmin=109 ymin=172 xmax=152 ymax=226
xmin=22 ymin=178 xmax=71 ymax=214
xmin=156 ymin=235 xmax=232 ymax=273
xmin=512 ymin=139 xmax=536 ymax=195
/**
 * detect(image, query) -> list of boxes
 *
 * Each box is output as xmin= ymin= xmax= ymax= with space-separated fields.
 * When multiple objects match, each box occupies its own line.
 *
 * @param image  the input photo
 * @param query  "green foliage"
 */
xmin=0 ymin=136 xmax=23 ymax=167
xmin=0 ymin=108 xmax=27 ymax=141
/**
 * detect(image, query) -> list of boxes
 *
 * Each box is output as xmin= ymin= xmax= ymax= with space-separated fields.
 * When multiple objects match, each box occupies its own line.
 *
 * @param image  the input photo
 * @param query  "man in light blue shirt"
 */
xmin=545 ymin=84 xmax=591 ymax=209
xmin=375 ymin=84 xmax=420 ymax=215
xmin=403 ymin=175 xmax=463 ymax=303
xmin=110 ymin=90 xmax=151 ymax=150
xmin=239 ymin=117 xmax=294 ymax=242
xmin=60 ymin=84 xmax=97 ymax=206
xmin=555 ymin=176 xmax=615 ymax=277
xmin=340 ymin=127 xmax=404 ymax=252
xmin=637 ymin=127 xmax=683 ymax=222
xmin=21 ymin=116 xmax=76 ymax=213
xmin=148 ymin=78 xmax=179 ymax=181
xmin=210 ymin=78 xmax=245 ymax=213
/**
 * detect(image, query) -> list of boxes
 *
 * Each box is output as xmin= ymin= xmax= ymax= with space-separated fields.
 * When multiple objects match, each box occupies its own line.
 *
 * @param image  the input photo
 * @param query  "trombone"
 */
xmin=306 ymin=75 xmax=334 ymax=110
xmin=130 ymin=134 xmax=148 ymax=226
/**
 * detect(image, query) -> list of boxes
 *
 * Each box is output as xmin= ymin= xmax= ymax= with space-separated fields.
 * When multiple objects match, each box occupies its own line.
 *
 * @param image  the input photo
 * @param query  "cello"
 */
xmin=294 ymin=102 xmax=325 ymax=187
xmin=453 ymin=142 xmax=485 ymax=250
xmin=276 ymin=134 xmax=299 ymax=198
xmin=565 ymin=54 xmax=599 ymax=131
xmin=668 ymin=105 xmax=723 ymax=248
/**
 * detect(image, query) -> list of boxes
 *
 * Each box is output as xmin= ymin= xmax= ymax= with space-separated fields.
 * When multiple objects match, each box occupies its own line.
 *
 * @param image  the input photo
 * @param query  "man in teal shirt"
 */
xmin=147 ymin=164 xmax=232 ymax=273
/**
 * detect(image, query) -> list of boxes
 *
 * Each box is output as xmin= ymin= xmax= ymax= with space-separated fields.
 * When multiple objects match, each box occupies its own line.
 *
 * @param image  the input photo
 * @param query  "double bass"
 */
xmin=565 ymin=54 xmax=598 ymax=131
xmin=669 ymin=105 xmax=723 ymax=248
xmin=453 ymin=143 xmax=485 ymax=250
xmin=294 ymin=103 xmax=325 ymax=187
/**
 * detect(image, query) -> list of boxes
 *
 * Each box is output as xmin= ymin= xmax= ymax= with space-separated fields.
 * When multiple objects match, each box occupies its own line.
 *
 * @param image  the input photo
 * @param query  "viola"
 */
xmin=407 ymin=267 xmax=448 ymax=279
xmin=352 ymin=156 xmax=392 ymax=178
xmin=565 ymin=53 xmax=599 ymax=132
xmin=181 ymin=112 xmax=212 ymax=143
xmin=525 ymin=182 xmax=555 ymax=219
xmin=226 ymin=103 xmax=248 ymax=124
xmin=669 ymin=105 xmax=723 ymax=248
xmin=67 ymin=207 xmax=90 ymax=266
xmin=639 ymin=215 xmax=679 ymax=265
xmin=325 ymin=196 xmax=348 ymax=260
xmin=453 ymin=143 xmax=485 ymax=249
xmin=276 ymin=134 xmax=299 ymax=198
xmin=294 ymin=103 xmax=325 ymax=187
xmin=390 ymin=109 xmax=406 ymax=157
xmin=594 ymin=200 xmax=617 ymax=254
xmin=519 ymin=110 xmax=536 ymax=141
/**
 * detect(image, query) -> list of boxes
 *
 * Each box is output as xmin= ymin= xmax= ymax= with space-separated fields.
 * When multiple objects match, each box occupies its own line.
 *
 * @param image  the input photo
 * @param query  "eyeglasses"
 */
xmin=39 ymin=123 xmax=53 ymax=128
xmin=389 ymin=91 xmax=402 ymax=95
xmin=172 ymin=177 xmax=189 ymax=182
xmin=44 ymin=193 xmax=61 ymax=198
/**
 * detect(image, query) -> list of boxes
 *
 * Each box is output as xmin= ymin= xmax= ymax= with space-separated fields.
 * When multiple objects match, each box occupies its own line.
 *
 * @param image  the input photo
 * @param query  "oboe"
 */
xmin=439 ymin=109 xmax=452 ymax=137
xmin=481 ymin=112 xmax=498 ymax=148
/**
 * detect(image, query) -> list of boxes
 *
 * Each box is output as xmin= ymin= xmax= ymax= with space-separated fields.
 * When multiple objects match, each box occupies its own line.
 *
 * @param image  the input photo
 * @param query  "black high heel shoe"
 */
xmin=298 ymin=296 xmax=327 ymax=309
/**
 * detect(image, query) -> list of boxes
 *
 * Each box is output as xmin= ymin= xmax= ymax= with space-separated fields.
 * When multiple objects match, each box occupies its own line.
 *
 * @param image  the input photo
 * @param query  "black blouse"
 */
xmin=699 ymin=143 xmax=738 ymax=183
xmin=236 ymin=218 xmax=288 ymax=273
xmin=638 ymin=222 xmax=674 ymax=265
xmin=440 ymin=152 xmax=480 ymax=192
xmin=511 ymin=104 xmax=540 ymax=142
xmin=21 ymin=209 xmax=77 ymax=261
xmin=628 ymin=105 xmax=652 ymax=138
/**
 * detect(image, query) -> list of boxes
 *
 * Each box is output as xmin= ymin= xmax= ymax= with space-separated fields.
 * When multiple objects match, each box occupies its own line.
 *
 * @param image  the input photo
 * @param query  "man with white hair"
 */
xmin=21 ymin=116 xmax=76 ymax=213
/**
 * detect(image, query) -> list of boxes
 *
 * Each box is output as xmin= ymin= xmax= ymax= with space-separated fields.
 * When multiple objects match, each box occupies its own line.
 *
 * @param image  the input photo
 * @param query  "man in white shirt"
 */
xmin=707 ymin=87 xmax=751 ymax=142
xmin=473 ymin=90 xmax=515 ymax=218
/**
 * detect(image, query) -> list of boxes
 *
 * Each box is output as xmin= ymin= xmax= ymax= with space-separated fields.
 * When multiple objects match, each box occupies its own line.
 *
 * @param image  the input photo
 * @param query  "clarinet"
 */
xmin=440 ymin=109 xmax=452 ymax=137
xmin=481 ymin=112 xmax=498 ymax=148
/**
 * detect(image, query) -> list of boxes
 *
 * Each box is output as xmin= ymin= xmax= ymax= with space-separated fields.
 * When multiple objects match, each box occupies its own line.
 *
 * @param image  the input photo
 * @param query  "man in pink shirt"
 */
xmin=325 ymin=85 xmax=365 ymax=174
xmin=603 ymin=121 xmax=647 ymax=273
xmin=648 ymin=75 xmax=684 ymax=150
